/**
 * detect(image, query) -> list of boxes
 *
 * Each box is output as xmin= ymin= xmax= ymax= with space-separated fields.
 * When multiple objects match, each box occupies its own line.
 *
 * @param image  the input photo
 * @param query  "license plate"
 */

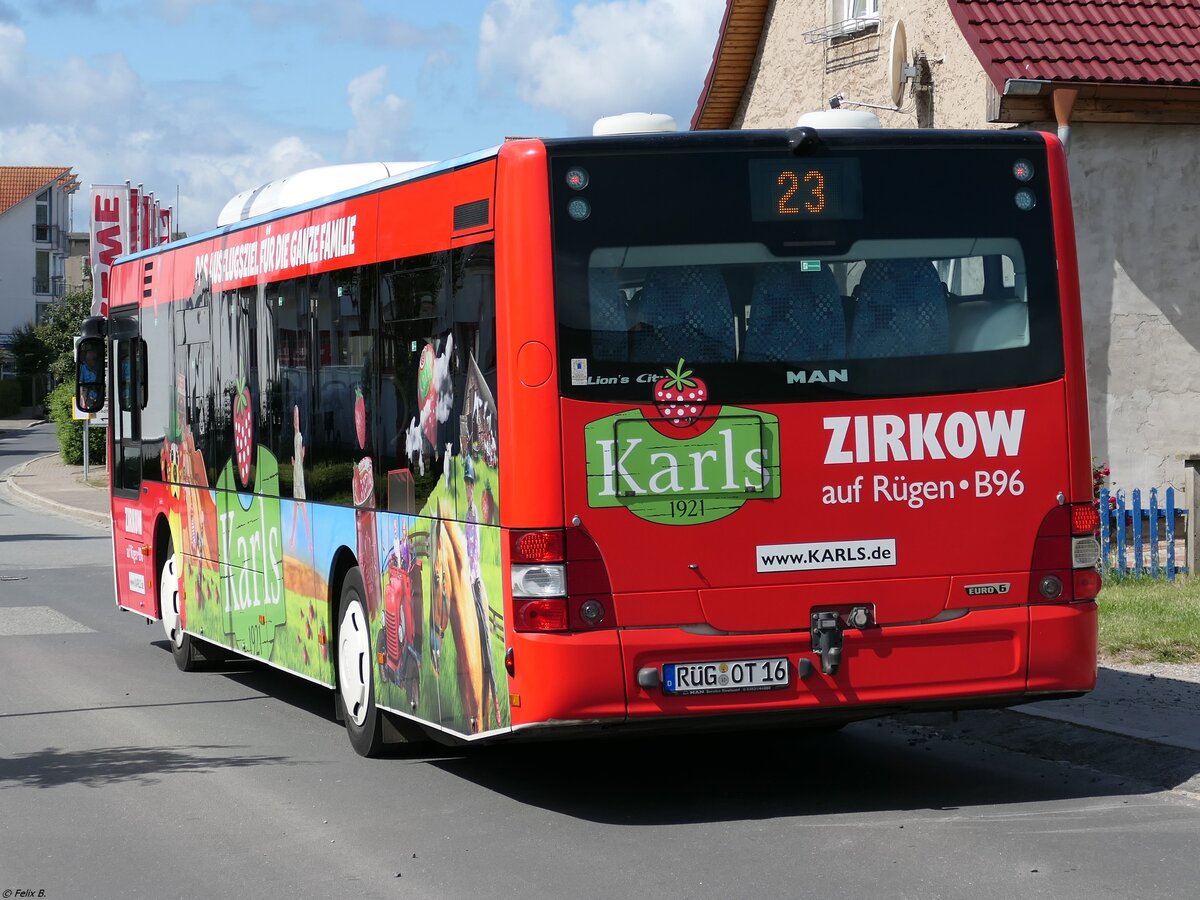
xmin=662 ymin=657 xmax=790 ymax=695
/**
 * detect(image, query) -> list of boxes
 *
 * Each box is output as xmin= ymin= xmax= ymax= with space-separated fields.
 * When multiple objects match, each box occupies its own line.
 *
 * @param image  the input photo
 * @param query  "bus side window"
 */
xmin=451 ymin=243 xmax=498 ymax=523
xmin=308 ymin=269 xmax=374 ymax=504
xmin=378 ymin=252 xmax=452 ymax=515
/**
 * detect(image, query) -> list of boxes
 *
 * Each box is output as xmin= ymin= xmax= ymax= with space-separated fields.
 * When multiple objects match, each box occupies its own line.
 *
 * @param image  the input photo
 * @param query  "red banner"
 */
xmin=90 ymin=184 xmax=131 ymax=317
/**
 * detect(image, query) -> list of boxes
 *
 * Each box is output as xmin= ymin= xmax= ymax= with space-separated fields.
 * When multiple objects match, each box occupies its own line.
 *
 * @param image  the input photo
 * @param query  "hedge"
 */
xmin=46 ymin=383 xmax=106 ymax=465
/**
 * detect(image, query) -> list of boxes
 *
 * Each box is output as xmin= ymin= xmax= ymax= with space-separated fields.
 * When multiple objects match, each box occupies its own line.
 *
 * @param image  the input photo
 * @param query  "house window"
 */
xmin=34 ymin=189 xmax=51 ymax=243
xmin=34 ymin=250 xmax=51 ymax=294
xmin=831 ymin=0 xmax=880 ymax=35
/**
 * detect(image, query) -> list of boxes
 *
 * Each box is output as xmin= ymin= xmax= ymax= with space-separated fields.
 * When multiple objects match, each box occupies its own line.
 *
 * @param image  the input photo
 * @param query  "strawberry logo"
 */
xmin=233 ymin=372 xmax=253 ymax=487
xmin=354 ymin=385 xmax=367 ymax=450
xmin=653 ymin=358 xmax=708 ymax=427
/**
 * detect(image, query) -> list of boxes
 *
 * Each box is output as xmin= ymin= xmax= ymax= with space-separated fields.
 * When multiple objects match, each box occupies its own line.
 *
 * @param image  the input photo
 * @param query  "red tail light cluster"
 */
xmin=512 ymin=530 xmax=564 ymax=564
xmin=1071 ymin=503 xmax=1099 ymax=535
xmin=509 ymin=528 xmax=615 ymax=633
xmin=514 ymin=598 xmax=570 ymax=632
xmin=1029 ymin=502 xmax=1102 ymax=604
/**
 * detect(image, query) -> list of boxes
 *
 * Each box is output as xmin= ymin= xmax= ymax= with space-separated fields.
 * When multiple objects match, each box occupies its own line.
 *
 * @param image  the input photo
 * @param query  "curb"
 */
xmin=0 ymin=454 xmax=111 ymax=529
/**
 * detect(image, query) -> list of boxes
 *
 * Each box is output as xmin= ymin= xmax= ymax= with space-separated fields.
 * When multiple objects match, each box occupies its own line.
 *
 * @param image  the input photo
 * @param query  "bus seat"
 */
xmin=949 ymin=299 xmax=1029 ymax=352
xmin=588 ymin=267 xmax=630 ymax=361
xmin=744 ymin=263 xmax=845 ymax=361
xmin=848 ymin=258 xmax=949 ymax=358
xmin=631 ymin=266 xmax=735 ymax=363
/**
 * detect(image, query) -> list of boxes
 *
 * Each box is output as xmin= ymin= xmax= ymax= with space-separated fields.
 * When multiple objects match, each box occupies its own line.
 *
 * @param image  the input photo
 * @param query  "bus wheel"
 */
xmin=160 ymin=542 xmax=201 ymax=672
xmin=337 ymin=567 xmax=384 ymax=757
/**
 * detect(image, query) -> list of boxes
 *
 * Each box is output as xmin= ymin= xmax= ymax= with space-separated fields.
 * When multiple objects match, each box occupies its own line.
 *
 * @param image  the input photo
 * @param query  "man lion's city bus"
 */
xmin=76 ymin=120 xmax=1101 ymax=756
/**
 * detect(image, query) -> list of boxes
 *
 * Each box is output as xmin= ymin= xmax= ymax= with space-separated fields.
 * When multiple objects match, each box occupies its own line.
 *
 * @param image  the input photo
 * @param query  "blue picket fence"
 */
xmin=1097 ymin=487 xmax=1188 ymax=581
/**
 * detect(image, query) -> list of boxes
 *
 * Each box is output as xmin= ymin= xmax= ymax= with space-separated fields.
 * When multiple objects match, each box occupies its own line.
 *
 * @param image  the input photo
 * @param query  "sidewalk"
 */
xmin=2 ymin=414 xmax=1199 ymax=763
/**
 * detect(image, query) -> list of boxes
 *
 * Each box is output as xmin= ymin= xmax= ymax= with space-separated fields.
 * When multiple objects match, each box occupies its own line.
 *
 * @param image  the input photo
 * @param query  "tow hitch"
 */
xmin=810 ymin=605 xmax=873 ymax=676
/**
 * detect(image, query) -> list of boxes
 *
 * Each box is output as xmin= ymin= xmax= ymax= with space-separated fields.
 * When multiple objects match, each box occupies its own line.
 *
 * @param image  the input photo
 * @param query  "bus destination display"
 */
xmin=748 ymin=157 xmax=863 ymax=221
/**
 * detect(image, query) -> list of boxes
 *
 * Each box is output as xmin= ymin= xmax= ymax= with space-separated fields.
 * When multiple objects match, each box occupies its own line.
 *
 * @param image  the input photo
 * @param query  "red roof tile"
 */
xmin=0 ymin=166 xmax=79 ymax=218
xmin=951 ymin=0 xmax=1200 ymax=92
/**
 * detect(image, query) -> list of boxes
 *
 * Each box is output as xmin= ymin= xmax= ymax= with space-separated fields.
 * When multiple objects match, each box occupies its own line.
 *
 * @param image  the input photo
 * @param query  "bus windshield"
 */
xmin=549 ymin=138 xmax=1064 ymax=402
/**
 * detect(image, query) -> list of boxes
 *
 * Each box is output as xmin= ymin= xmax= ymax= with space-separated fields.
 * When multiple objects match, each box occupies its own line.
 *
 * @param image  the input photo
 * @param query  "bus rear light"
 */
xmin=579 ymin=599 xmax=604 ymax=625
xmin=1038 ymin=574 xmax=1064 ymax=600
xmin=511 ymin=530 xmax=565 ymax=563
xmin=1071 ymin=504 xmax=1099 ymax=535
xmin=511 ymin=563 xmax=566 ymax=598
xmin=514 ymin=598 xmax=569 ymax=632
xmin=1073 ymin=567 xmax=1102 ymax=601
xmin=1072 ymin=535 xmax=1101 ymax=569
xmin=506 ymin=526 xmax=616 ymax=633
xmin=570 ymin=597 xmax=609 ymax=629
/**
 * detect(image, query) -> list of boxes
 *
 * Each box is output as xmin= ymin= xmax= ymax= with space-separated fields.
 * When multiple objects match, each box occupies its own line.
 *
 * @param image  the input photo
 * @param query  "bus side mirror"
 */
xmin=76 ymin=336 xmax=106 ymax=414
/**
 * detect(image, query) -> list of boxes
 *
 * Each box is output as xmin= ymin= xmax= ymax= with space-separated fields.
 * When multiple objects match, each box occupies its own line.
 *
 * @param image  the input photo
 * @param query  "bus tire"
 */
xmin=336 ymin=566 xmax=384 ymax=757
xmin=159 ymin=541 xmax=201 ymax=672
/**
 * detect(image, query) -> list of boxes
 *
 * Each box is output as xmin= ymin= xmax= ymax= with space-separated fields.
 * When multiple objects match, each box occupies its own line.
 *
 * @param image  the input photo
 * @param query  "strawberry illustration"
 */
xmin=233 ymin=372 xmax=253 ymax=487
xmin=653 ymin=358 xmax=708 ymax=427
xmin=354 ymin=385 xmax=367 ymax=449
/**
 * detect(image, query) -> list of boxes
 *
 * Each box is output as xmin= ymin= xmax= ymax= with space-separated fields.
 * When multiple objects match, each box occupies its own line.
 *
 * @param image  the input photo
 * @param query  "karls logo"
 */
xmin=823 ymin=410 xmax=1025 ymax=464
xmin=585 ymin=360 xmax=780 ymax=525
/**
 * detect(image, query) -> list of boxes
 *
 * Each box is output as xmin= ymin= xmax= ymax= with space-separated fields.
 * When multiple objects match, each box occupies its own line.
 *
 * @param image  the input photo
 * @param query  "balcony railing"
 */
xmin=33 ymin=275 xmax=65 ymax=297
xmin=803 ymin=15 xmax=881 ymax=43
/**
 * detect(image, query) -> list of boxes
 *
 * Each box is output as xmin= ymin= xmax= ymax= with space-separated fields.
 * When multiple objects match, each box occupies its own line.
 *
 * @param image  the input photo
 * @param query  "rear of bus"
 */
xmin=499 ymin=128 xmax=1099 ymax=736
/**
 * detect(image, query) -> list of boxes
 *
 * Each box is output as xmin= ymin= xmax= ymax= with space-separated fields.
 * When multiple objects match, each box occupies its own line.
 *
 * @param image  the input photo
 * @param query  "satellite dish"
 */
xmin=888 ymin=20 xmax=908 ymax=107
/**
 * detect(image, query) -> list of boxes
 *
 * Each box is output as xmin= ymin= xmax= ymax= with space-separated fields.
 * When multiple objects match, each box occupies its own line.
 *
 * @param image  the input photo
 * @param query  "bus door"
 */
xmin=109 ymin=305 xmax=152 ymax=611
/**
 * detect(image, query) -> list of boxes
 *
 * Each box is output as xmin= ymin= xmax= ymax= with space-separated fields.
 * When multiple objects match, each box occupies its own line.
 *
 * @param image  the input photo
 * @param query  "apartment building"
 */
xmin=0 ymin=166 xmax=81 ymax=343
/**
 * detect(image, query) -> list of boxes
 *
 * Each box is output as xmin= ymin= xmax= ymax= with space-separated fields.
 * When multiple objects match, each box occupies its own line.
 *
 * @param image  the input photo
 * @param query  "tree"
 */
xmin=37 ymin=285 xmax=95 ymax=385
xmin=7 ymin=321 xmax=50 ymax=406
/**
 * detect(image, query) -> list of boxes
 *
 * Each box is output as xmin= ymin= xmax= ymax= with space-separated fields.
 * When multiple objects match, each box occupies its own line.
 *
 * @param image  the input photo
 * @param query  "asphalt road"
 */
xmin=2 ymin=425 xmax=1199 ymax=899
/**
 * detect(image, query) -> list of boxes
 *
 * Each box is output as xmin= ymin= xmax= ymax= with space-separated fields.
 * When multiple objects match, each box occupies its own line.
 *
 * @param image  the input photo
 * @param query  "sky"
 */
xmin=0 ymin=0 xmax=725 ymax=234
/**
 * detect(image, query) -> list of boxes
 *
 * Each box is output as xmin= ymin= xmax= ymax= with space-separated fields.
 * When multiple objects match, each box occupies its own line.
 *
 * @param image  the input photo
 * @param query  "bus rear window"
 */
xmin=550 ymin=142 xmax=1064 ymax=403
xmin=582 ymin=239 xmax=1029 ymax=365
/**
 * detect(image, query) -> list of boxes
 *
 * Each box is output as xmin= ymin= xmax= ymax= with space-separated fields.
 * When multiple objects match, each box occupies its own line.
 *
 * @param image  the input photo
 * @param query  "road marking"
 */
xmin=0 ymin=606 xmax=95 ymax=636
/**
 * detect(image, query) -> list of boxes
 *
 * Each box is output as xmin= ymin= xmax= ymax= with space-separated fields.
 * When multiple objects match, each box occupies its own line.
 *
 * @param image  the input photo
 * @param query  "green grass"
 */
xmin=1098 ymin=574 xmax=1200 ymax=664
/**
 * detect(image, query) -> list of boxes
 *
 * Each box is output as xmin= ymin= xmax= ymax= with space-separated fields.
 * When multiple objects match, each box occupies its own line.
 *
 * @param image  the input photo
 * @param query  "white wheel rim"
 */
xmin=160 ymin=553 xmax=183 ymax=649
xmin=338 ymin=599 xmax=370 ymax=727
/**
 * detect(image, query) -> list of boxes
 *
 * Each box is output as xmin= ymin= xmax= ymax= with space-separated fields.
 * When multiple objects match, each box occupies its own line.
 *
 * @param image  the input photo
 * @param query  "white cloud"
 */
xmin=0 ymin=18 xmax=333 ymax=231
xmin=479 ymin=0 xmax=560 ymax=75
xmin=0 ymin=22 xmax=25 ymax=82
xmin=342 ymin=66 xmax=414 ymax=162
xmin=479 ymin=0 xmax=724 ymax=132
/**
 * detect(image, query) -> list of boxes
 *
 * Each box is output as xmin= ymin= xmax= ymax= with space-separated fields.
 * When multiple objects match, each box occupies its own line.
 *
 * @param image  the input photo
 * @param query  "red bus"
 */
xmin=77 ymin=124 xmax=1100 ymax=756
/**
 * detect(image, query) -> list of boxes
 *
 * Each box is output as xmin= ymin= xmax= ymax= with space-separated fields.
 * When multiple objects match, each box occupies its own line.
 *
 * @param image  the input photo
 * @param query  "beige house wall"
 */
xmin=731 ymin=1 xmax=1200 ymax=495
xmin=734 ymin=0 xmax=1000 ymax=130
xmin=1061 ymin=122 xmax=1200 ymax=491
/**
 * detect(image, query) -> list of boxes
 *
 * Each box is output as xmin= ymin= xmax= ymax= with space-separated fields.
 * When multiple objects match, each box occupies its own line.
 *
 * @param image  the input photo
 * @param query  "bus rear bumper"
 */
xmin=508 ymin=603 xmax=1097 ymax=729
